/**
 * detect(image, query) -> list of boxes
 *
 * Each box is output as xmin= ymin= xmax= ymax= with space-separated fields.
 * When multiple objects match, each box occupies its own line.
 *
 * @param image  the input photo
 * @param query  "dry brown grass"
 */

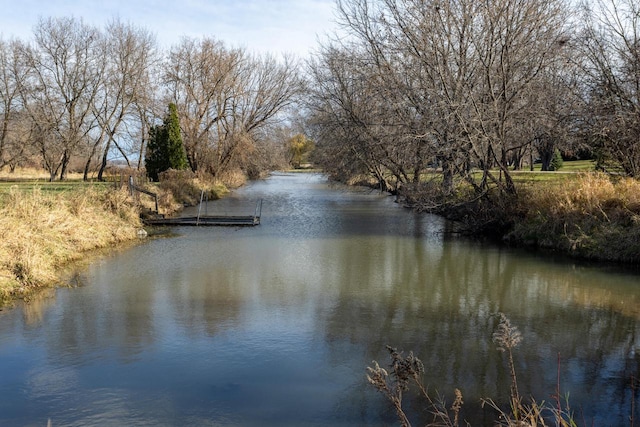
xmin=0 ymin=167 xmax=245 ymax=303
xmin=0 ymin=167 xmax=86 ymax=181
xmin=400 ymin=171 xmax=640 ymax=261
xmin=0 ymin=186 xmax=142 ymax=301
xmin=216 ymin=168 xmax=247 ymax=189
xmin=156 ymin=169 xmax=230 ymax=210
xmin=509 ymin=173 xmax=640 ymax=261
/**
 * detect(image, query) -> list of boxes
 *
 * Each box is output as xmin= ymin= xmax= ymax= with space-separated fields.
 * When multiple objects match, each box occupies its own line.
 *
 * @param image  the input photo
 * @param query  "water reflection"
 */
xmin=321 ymin=237 xmax=640 ymax=422
xmin=21 ymin=288 xmax=57 ymax=327
xmin=0 ymin=173 xmax=638 ymax=426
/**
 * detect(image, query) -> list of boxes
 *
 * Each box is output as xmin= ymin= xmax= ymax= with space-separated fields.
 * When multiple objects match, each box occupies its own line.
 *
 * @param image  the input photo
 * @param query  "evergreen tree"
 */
xmin=549 ymin=148 xmax=564 ymax=171
xmin=145 ymin=103 xmax=188 ymax=181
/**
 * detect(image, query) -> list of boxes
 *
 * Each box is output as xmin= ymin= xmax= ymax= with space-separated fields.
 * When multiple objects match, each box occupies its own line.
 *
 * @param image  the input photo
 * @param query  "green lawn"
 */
xmin=509 ymin=160 xmax=597 ymax=184
xmin=531 ymin=159 xmax=596 ymax=172
xmin=416 ymin=160 xmax=601 ymax=186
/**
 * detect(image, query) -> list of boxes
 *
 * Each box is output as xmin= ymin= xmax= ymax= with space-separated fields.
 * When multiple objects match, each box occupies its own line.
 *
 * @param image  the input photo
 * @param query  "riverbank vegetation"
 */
xmin=397 ymin=171 xmax=640 ymax=262
xmin=0 ymin=185 xmax=141 ymax=303
xmin=0 ymin=167 xmax=234 ymax=304
xmin=509 ymin=174 xmax=640 ymax=262
xmin=305 ymin=0 xmax=640 ymax=262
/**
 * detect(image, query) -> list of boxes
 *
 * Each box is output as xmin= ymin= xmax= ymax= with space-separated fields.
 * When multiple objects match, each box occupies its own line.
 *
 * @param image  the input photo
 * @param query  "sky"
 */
xmin=0 ymin=0 xmax=340 ymax=57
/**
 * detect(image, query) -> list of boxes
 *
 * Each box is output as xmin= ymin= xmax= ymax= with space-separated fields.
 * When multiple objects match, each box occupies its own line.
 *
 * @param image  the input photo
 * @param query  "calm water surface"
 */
xmin=1 ymin=173 xmax=639 ymax=426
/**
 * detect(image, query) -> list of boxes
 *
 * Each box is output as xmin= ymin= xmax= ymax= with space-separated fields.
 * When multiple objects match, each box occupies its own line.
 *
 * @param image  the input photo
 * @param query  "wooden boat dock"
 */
xmin=143 ymin=214 xmax=260 ymax=227
xmin=143 ymin=199 xmax=262 ymax=227
xmin=128 ymin=177 xmax=263 ymax=227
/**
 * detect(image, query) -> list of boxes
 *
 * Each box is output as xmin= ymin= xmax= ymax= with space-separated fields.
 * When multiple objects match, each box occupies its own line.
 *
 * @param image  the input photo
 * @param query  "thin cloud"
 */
xmin=0 ymin=0 xmax=337 ymax=56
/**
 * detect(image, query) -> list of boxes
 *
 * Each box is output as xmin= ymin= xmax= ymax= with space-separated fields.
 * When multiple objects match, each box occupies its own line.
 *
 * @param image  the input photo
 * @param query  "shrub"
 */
xmin=157 ymin=169 xmax=229 ymax=208
xmin=145 ymin=103 xmax=188 ymax=181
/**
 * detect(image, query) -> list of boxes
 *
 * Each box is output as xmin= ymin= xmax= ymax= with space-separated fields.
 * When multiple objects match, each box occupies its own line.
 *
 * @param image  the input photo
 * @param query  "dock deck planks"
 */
xmin=143 ymin=215 xmax=260 ymax=226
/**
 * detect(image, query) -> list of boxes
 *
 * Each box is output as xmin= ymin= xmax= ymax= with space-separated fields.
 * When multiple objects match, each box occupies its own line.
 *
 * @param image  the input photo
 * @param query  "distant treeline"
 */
xmin=0 ymin=17 xmax=302 ymax=181
xmin=2 ymin=0 xmax=639 ymax=193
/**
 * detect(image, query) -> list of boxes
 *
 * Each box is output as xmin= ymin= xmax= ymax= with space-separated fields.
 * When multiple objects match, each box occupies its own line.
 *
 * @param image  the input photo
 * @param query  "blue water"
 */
xmin=0 ymin=173 xmax=639 ymax=426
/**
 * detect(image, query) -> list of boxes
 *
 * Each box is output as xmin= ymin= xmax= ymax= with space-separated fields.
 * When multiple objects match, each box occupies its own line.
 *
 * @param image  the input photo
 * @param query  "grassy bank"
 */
xmin=401 ymin=170 xmax=640 ymax=263
xmin=0 ymin=186 xmax=142 ymax=303
xmin=0 ymin=168 xmax=239 ymax=304
xmin=508 ymin=173 xmax=640 ymax=262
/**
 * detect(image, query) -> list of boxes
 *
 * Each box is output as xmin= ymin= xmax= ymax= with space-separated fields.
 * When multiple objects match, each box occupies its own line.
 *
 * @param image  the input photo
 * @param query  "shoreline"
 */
xmin=396 ymin=173 xmax=640 ymax=265
xmin=0 ymin=170 xmax=233 ymax=306
xmin=0 ymin=186 xmax=144 ymax=305
xmin=3 ymin=170 xmax=638 ymax=308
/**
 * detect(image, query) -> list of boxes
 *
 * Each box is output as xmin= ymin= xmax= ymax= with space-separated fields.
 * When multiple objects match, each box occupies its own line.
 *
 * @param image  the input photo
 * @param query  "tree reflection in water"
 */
xmin=0 ymin=173 xmax=638 ymax=426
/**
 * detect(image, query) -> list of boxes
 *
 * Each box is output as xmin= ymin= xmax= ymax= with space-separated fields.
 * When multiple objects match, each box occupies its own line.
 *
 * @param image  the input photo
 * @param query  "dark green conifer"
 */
xmin=145 ymin=103 xmax=188 ymax=181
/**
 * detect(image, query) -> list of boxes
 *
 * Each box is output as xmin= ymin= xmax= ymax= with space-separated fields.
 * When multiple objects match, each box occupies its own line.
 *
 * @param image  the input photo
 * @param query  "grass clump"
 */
xmin=0 ymin=186 xmax=142 ymax=302
xmin=156 ymin=169 xmax=229 ymax=210
xmin=509 ymin=173 xmax=640 ymax=262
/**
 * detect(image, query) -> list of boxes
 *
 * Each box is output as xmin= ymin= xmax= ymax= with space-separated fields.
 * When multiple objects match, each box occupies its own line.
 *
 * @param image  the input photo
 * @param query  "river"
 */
xmin=1 ymin=172 xmax=639 ymax=426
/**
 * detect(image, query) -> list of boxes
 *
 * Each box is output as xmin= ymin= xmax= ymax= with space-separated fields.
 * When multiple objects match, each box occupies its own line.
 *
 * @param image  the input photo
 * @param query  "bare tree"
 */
xmin=217 ymin=53 xmax=300 ymax=176
xmin=525 ymin=52 xmax=582 ymax=172
xmin=309 ymin=0 xmax=479 ymax=192
xmin=0 ymin=38 xmax=32 ymax=170
xmin=310 ymin=0 xmax=572 ymax=198
xmin=164 ymin=37 xmax=300 ymax=177
xmin=306 ymin=44 xmax=392 ymax=188
xmin=579 ymin=0 xmax=640 ymax=177
xmin=85 ymin=19 xmax=158 ymax=181
xmin=19 ymin=17 xmax=106 ymax=181
xmin=369 ymin=0 xmax=480 ymax=193
xmin=164 ymin=37 xmax=243 ymax=174
xmin=467 ymin=0 xmax=570 ymax=193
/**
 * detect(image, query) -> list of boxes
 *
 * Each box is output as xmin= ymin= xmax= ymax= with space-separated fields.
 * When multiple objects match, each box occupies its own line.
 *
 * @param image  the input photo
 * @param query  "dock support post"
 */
xmin=196 ymin=189 xmax=205 ymax=226
xmin=253 ymin=199 xmax=263 ymax=225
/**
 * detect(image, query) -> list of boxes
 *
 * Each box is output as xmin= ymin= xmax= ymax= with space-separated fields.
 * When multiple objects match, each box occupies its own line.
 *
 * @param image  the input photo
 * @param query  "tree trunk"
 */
xmin=441 ymin=158 xmax=454 ymax=195
xmin=59 ymin=151 xmax=69 ymax=181
xmin=97 ymin=139 xmax=111 ymax=181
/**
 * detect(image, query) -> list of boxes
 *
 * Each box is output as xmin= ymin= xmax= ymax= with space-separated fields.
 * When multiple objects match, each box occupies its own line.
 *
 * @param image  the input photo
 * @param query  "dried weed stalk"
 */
xmin=493 ymin=312 xmax=523 ymax=418
xmin=367 ymin=313 xmax=610 ymax=426
xmin=367 ymin=345 xmax=467 ymax=427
